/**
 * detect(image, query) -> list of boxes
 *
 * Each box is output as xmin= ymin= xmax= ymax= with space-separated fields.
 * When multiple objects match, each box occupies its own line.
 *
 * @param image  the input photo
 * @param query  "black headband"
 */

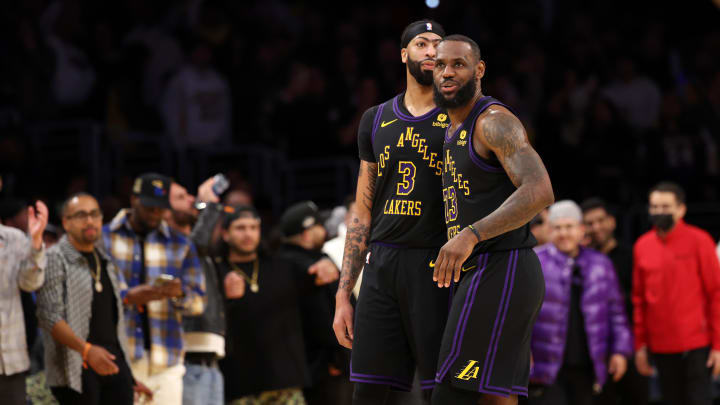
xmin=400 ymin=21 xmax=445 ymax=49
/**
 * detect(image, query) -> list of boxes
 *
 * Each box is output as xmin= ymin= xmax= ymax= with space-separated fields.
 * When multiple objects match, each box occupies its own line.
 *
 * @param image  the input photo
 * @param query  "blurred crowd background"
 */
xmin=1 ymin=0 xmax=719 ymax=241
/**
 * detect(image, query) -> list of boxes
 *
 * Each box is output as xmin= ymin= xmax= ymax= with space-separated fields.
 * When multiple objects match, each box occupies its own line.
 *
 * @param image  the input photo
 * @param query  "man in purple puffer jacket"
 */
xmin=527 ymin=200 xmax=632 ymax=405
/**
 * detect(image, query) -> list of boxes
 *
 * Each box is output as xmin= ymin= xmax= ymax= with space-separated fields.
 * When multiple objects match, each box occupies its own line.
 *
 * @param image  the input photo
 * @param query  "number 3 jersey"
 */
xmin=357 ymin=93 xmax=448 ymax=248
xmin=441 ymin=96 xmax=536 ymax=253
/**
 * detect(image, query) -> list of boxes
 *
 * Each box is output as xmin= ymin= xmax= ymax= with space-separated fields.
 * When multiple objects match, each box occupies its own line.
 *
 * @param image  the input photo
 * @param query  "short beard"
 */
xmin=172 ymin=211 xmax=196 ymax=228
xmin=407 ymin=57 xmax=434 ymax=86
xmin=433 ymin=76 xmax=478 ymax=109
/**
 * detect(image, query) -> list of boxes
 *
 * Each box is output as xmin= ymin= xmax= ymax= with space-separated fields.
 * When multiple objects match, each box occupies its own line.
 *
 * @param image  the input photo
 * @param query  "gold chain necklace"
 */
xmin=230 ymin=260 xmax=259 ymax=293
xmin=90 ymin=250 xmax=102 ymax=293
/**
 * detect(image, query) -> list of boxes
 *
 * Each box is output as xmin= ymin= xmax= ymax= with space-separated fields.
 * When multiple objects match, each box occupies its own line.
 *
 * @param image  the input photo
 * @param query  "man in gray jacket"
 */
xmin=37 ymin=193 xmax=153 ymax=404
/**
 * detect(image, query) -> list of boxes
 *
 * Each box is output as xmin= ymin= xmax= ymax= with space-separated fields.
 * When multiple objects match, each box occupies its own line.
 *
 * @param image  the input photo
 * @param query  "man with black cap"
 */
xmin=332 ymin=19 xmax=450 ymax=405
xmin=102 ymin=172 xmax=205 ymax=405
xmin=219 ymin=204 xmax=311 ymax=405
xmin=277 ymin=200 xmax=349 ymax=404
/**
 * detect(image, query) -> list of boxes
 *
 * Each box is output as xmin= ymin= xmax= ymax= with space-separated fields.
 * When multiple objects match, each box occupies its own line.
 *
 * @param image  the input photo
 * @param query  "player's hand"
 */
xmin=706 ymin=349 xmax=720 ymax=377
xmin=333 ymin=293 xmax=354 ymax=349
xmin=86 ymin=345 xmax=119 ymax=375
xmin=608 ymin=354 xmax=627 ymax=382
xmin=433 ymin=227 xmax=478 ymax=288
xmin=224 ymin=272 xmax=246 ymax=299
xmin=635 ymin=346 xmax=654 ymax=376
xmin=309 ymin=258 xmax=340 ymax=286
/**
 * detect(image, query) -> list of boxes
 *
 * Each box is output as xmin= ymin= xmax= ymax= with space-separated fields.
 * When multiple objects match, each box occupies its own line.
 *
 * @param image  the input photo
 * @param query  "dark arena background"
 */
xmin=1 ymin=0 xmax=720 ymax=403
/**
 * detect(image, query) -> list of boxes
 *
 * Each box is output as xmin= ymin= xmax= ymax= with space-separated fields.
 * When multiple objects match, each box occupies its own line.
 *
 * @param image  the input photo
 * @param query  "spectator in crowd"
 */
xmin=102 ymin=173 xmax=205 ymax=405
xmin=277 ymin=201 xmax=349 ymax=404
xmin=165 ymin=178 xmax=226 ymax=405
xmin=530 ymin=207 xmax=551 ymax=245
xmin=529 ymin=200 xmax=631 ymax=405
xmin=581 ymin=197 xmax=648 ymax=404
xmin=0 ymin=198 xmax=48 ymax=405
xmin=219 ymin=205 xmax=310 ymax=404
xmin=633 ymin=182 xmax=720 ymax=405
xmin=323 ymin=197 xmax=361 ymax=298
xmin=161 ymin=37 xmax=232 ymax=151
xmin=37 ymin=193 xmax=152 ymax=404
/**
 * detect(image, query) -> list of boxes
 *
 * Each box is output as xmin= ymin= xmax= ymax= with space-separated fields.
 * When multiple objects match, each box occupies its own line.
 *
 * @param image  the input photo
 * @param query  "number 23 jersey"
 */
xmin=357 ymin=93 xmax=447 ymax=248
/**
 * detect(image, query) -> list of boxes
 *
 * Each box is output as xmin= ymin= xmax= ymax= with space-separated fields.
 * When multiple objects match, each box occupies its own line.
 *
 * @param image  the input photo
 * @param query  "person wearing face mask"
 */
xmin=633 ymin=182 xmax=720 ymax=405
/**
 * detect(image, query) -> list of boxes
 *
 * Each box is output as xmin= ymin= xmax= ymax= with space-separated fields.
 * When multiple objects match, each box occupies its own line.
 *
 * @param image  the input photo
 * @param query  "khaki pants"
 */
xmin=130 ymin=356 xmax=185 ymax=405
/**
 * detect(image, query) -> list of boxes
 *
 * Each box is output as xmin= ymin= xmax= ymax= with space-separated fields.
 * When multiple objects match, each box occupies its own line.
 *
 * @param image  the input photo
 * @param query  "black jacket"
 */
xmin=277 ymin=243 xmax=344 ymax=384
xmin=219 ymin=255 xmax=311 ymax=399
xmin=183 ymin=204 xmax=226 ymax=338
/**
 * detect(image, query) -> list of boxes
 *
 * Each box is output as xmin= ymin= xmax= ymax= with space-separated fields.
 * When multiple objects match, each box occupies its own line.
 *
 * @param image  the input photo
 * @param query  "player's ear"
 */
xmin=401 ymin=47 xmax=408 ymax=64
xmin=476 ymin=60 xmax=486 ymax=81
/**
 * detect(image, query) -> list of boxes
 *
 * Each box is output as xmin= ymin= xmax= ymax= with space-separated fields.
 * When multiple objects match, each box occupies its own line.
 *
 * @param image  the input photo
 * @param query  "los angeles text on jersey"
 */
xmin=378 ymin=126 xmax=443 ymax=177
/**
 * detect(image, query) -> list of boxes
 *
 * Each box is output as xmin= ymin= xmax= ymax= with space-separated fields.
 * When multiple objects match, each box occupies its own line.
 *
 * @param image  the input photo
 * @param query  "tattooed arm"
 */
xmin=433 ymin=106 xmax=554 ymax=287
xmin=470 ymin=106 xmax=554 ymax=239
xmin=333 ymin=160 xmax=377 ymax=348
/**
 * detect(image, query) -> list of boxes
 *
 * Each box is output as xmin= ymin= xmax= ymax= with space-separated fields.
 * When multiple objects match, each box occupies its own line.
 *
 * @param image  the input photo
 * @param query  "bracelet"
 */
xmin=82 ymin=342 xmax=92 ymax=369
xmin=466 ymin=224 xmax=481 ymax=243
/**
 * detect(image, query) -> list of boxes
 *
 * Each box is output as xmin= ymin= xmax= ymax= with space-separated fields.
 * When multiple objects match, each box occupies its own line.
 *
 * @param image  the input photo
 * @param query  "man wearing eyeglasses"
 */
xmin=37 ymin=193 xmax=153 ymax=404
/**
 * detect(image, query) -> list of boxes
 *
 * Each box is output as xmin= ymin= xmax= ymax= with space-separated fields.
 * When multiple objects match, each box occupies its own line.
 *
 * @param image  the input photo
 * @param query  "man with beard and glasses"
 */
xmin=165 ymin=178 xmax=226 ymax=405
xmin=430 ymin=35 xmax=554 ymax=405
xmin=102 ymin=173 xmax=205 ymax=405
xmin=37 ymin=193 xmax=152 ymax=405
xmin=218 ymin=205 xmax=310 ymax=405
xmin=632 ymin=182 xmax=720 ymax=405
xmin=332 ymin=19 xmax=450 ymax=405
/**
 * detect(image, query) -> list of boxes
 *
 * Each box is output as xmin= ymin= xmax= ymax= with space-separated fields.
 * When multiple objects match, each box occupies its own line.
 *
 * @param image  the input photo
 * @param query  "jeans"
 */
xmin=182 ymin=363 xmax=224 ymax=405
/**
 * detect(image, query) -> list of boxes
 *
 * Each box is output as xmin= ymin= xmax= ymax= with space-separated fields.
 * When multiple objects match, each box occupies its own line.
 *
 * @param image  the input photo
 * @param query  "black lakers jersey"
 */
xmin=442 ymin=96 xmax=536 ymax=254
xmin=357 ymin=93 xmax=447 ymax=248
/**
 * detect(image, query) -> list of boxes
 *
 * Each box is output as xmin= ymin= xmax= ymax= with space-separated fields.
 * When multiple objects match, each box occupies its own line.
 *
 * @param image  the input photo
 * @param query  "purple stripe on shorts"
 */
xmin=349 ymin=371 xmax=412 ymax=386
xmin=435 ymin=253 xmax=490 ymax=382
xmin=435 ymin=254 xmax=485 ymax=380
xmin=392 ymin=95 xmax=441 ymax=122
xmin=484 ymin=251 xmax=519 ymax=392
xmin=479 ymin=250 xmax=517 ymax=388
xmin=370 ymin=103 xmax=386 ymax=147
xmin=350 ymin=377 xmax=412 ymax=391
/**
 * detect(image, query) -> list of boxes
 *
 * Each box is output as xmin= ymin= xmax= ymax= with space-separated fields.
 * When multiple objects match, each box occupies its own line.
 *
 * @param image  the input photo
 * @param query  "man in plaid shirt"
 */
xmin=103 ymin=173 xmax=205 ymax=405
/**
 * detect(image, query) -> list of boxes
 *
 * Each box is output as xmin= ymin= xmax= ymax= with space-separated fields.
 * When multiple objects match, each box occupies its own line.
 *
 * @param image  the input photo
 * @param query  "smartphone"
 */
xmin=212 ymin=173 xmax=230 ymax=196
xmin=153 ymin=274 xmax=176 ymax=287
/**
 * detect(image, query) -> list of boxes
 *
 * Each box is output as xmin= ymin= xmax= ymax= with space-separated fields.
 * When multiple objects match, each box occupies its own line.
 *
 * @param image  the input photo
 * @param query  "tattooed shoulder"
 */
xmin=478 ymin=107 xmax=527 ymax=158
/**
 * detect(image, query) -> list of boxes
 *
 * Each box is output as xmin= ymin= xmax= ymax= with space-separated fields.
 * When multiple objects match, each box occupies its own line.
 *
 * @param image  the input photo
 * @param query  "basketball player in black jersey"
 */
xmin=332 ymin=20 xmax=450 ymax=405
xmin=429 ymin=35 xmax=554 ymax=405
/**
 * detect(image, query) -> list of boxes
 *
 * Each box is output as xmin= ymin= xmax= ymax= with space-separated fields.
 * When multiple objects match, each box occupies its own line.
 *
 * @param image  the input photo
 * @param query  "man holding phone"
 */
xmin=103 ymin=173 xmax=205 ymax=405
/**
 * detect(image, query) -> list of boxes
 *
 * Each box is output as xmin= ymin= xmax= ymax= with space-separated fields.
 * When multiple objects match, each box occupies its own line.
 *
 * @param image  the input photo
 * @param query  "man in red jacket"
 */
xmin=633 ymin=181 xmax=720 ymax=405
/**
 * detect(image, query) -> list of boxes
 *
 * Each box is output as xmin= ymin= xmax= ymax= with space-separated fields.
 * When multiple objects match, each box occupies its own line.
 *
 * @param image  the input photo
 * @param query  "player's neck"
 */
xmin=447 ymin=90 xmax=485 ymax=127
xmin=404 ymin=76 xmax=436 ymax=116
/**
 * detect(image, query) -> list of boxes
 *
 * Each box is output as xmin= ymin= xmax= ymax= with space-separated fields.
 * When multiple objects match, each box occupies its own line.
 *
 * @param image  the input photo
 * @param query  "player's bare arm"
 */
xmin=434 ymin=106 xmax=553 ymax=287
xmin=333 ymin=160 xmax=377 ymax=348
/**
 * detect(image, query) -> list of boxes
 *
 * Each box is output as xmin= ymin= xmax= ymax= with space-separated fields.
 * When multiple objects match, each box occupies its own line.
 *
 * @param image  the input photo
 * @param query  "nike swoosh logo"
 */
xmin=429 ymin=261 xmax=476 ymax=272
xmin=380 ymin=119 xmax=398 ymax=128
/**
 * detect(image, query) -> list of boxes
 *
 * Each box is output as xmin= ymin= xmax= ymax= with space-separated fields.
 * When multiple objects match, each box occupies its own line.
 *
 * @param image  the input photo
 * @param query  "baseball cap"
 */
xmin=280 ymin=201 xmax=322 ymax=237
xmin=132 ymin=173 xmax=172 ymax=209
